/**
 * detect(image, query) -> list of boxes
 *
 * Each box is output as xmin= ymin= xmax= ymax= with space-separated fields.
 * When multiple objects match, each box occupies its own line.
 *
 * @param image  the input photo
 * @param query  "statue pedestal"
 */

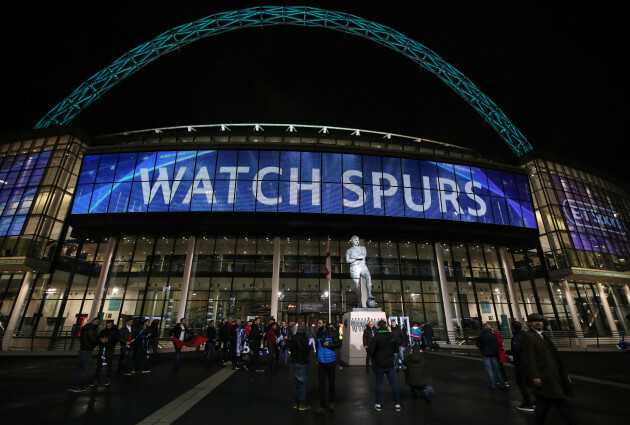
xmin=340 ymin=309 xmax=387 ymax=366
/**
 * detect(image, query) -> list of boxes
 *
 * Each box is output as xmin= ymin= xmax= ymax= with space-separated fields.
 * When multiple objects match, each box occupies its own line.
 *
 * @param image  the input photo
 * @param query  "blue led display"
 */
xmin=0 ymin=151 xmax=52 ymax=236
xmin=71 ymin=150 xmax=537 ymax=230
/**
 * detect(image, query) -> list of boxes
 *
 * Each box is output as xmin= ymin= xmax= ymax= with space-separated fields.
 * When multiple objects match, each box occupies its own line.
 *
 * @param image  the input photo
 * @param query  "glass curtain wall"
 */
xmin=43 ymin=234 xmax=555 ymax=341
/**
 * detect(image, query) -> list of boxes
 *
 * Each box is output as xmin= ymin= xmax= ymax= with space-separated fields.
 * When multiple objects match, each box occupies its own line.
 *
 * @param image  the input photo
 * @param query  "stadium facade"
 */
xmin=0 ymin=123 xmax=628 ymax=349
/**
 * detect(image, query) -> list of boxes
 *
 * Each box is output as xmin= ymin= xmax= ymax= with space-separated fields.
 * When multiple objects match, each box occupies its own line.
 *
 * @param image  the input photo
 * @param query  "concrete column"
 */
xmin=498 ymin=247 xmax=523 ymax=323
xmin=88 ymin=237 xmax=117 ymax=321
xmin=176 ymin=236 xmax=196 ymax=322
xmin=561 ymin=279 xmax=585 ymax=347
xmin=434 ymin=243 xmax=455 ymax=343
xmin=2 ymin=271 xmax=34 ymax=350
xmin=270 ymin=237 xmax=281 ymax=321
xmin=597 ymin=282 xmax=619 ymax=337
xmin=623 ymin=284 xmax=630 ymax=308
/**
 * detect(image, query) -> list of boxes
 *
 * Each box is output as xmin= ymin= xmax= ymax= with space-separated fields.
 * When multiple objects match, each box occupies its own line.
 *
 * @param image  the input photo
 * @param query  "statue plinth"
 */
xmin=340 ymin=310 xmax=387 ymax=366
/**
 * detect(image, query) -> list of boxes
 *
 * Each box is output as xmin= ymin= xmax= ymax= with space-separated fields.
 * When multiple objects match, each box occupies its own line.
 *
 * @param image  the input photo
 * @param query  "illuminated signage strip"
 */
xmin=71 ymin=150 xmax=536 ymax=229
xmin=552 ymin=174 xmax=629 ymax=256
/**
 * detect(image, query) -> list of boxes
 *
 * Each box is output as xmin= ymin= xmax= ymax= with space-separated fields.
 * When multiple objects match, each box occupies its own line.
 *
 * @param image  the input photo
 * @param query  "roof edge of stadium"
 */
xmin=97 ymin=123 xmax=474 ymax=152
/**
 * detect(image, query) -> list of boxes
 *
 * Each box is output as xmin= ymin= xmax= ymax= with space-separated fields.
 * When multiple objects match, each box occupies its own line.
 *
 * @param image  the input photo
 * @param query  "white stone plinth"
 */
xmin=340 ymin=310 xmax=386 ymax=366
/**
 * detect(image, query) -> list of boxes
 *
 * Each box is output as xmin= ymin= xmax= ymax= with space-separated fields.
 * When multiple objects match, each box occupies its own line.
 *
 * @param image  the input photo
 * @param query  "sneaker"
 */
xmin=394 ymin=404 xmax=401 ymax=412
xmin=89 ymin=381 xmax=99 ymax=387
xmin=503 ymin=382 xmax=510 ymax=389
xmin=69 ymin=386 xmax=86 ymax=393
xmin=328 ymin=402 xmax=335 ymax=411
xmin=293 ymin=403 xmax=298 ymax=410
xmin=421 ymin=391 xmax=431 ymax=403
xmin=256 ymin=369 xmax=265 ymax=373
xmin=232 ymin=366 xmax=241 ymax=370
xmin=298 ymin=404 xmax=311 ymax=411
xmin=142 ymin=370 xmax=151 ymax=373
xmin=122 ymin=372 xmax=133 ymax=376
xmin=374 ymin=403 xmax=382 ymax=411
xmin=517 ymin=404 xmax=535 ymax=412
xmin=104 ymin=379 xmax=111 ymax=386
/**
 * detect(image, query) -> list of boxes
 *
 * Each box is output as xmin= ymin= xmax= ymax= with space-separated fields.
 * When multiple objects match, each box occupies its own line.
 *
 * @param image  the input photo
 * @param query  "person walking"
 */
xmin=315 ymin=319 xmax=340 ymax=415
xmin=363 ymin=321 xmax=376 ymax=373
xmin=265 ymin=321 xmax=279 ymax=374
xmin=506 ymin=321 xmax=535 ymax=411
xmin=204 ymin=319 xmax=217 ymax=364
xmin=172 ymin=317 xmax=193 ymax=371
xmin=69 ymin=317 xmax=100 ymax=392
xmin=476 ymin=323 xmax=506 ymax=389
xmin=421 ymin=322 xmax=434 ymax=351
xmin=118 ymin=317 xmax=135 ymax=376
xmin=410 ymin=322 xmax=422 ymax=350
xmin=91 ymin=320 xmax=119 ymax=387
xmin=278 ymin=320 xmax=291 ymax=367
xmin=248 ymin=317 xmax=264 ymax=372
xmin=522 ymin=313 xmax=577 ymax=425
xmin=289 ymin=323 xmax=312 ymax=411
xmin=390 ymin=320 xmax=405 ymax=370
xmin=133 ymin=319 xmax=152 ymax=373
xmin=492 ymin=325 xmax=510 ymax=389
xmin=368 ymin=319 xmax=402 ymax=412
xmin=148 ymin=319 xmax=160 ymax=354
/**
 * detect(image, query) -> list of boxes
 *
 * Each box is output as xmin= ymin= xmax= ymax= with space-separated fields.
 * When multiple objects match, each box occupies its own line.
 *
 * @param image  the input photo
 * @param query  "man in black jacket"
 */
xmin=91 ymin=320 xmax=120 ymax=387
xmin=507 ymin=321 xmax=534 ymax=411
xmin=172 ymin=317 xmax=193 ymax=370
xmin=390 ymin=320 xmax=405 ymax=370
xmin=118 ymin=317 xmax=135 ymax=375
xmin=363 ymin=321 xmax=376 ymax=373
xmin=368 ymin=320 xmax=401 ymax=412
xmin=248 ymin=317 xmax=264 ymax=371
xmin=421 ymin=322 xmax=435 ymax=351
xmin=69 ymin=318 xmax=100 ymax=392
xmin=476 ymin=323 xmax=506 ymax=389
xmin=204 ymin=320 xmax=217 ymax=364
xmin=289 ymin=323 xmax=312 ymax=411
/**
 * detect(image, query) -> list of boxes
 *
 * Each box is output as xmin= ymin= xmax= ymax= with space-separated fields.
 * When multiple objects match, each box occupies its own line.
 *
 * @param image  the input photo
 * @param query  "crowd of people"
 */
xmin=68 ymin=312 xmax=578 ymax=423
xmin=477 ymin=313 xmax=578 ymax=425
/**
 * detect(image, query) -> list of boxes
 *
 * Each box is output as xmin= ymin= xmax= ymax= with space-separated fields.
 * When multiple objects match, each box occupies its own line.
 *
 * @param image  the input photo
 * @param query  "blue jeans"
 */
xmin=71 ymin=350 xmax=93 ymax=388
xmin=173 ymin=341 xmax=183 ymax=369
xmin=373 ymin=365 xmax=400 ymax=404
xmin=395 ymin=346 xmax=406 ymax=368
xmin=291 ymin=363 xmax=309 ymax=403
xmin=279 ymin=345 xmax=289 ymax=365
xmin=205 ymin=341 xmax=215 ymax=363
xmin=481 ymin=356 xmax=504 ymax=387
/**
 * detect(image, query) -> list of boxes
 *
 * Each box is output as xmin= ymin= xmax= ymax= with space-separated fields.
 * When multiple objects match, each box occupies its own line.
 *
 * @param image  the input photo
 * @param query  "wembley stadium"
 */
xmin=1 ymin=6 xmax=628 ymax=351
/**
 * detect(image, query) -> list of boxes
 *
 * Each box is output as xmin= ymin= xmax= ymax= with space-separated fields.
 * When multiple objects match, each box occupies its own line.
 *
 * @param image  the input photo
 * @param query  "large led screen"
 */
xmin=552 ymin=174 xmax=629 ymax=256
xmin=0 ymin=150 xmax=52 ymax=236
xmin=71 ymin=150 xmax=536 ymax=229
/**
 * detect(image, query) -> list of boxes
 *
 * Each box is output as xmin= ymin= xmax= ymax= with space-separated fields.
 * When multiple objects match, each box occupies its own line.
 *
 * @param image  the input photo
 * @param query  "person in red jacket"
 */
xmin=492 ymin=325 xmax=510 ymax=389
xmin=265 ymin=322 xmax=279 ymax=374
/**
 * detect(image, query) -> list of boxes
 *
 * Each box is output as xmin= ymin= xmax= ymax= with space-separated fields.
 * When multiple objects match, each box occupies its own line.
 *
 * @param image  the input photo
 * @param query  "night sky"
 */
xmin=2 ymin=2 xmax=627 ymax=183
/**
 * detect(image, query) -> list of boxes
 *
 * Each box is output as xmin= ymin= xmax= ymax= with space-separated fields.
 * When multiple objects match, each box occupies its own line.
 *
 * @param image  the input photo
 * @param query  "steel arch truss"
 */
xmin=35 ymin=6 xmax=533 ymax=157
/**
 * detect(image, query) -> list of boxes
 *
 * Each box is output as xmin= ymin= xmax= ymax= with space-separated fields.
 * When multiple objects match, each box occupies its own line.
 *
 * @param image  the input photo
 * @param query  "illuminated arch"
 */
xmin=35 ymin=6 xmax=532 ymax=156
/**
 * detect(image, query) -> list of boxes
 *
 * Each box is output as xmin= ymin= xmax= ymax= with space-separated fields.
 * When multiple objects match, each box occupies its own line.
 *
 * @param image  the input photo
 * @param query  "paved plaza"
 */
xmin=1 ymin=347 xmax=627 ymax=425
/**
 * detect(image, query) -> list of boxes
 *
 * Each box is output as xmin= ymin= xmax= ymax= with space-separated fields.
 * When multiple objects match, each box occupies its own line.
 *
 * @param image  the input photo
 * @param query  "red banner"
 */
xmin=171 ymin=334 xmax=209 ymax=350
